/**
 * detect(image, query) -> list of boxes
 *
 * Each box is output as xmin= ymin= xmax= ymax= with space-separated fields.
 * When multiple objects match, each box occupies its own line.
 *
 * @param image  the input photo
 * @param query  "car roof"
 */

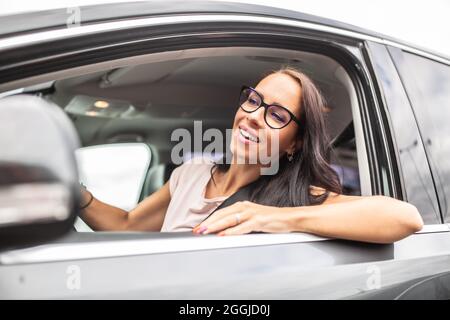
xmin=0 ymin=0 xmax=374 ymax=36
xmin=0 ymin=0 xmax=448 ymax=61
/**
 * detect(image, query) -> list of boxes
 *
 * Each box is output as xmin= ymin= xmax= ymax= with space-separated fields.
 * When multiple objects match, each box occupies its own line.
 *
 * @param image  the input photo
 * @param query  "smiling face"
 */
xmin=230 ymin=72 xmax=303 ymax=165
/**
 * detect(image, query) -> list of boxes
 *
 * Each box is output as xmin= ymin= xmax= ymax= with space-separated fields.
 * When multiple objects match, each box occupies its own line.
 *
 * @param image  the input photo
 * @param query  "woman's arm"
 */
xmin=284 ymin=195 xmax=424 ymax=243
xmin=80 ymin=181 xmax=171 ymax=232
xmin=194 ymin=194 xmax=424 ymax=244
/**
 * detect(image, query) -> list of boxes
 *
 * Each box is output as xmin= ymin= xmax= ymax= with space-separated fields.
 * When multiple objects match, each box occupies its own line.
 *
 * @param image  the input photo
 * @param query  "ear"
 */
xmin=286 ymin=138 xmax=302 ymax=154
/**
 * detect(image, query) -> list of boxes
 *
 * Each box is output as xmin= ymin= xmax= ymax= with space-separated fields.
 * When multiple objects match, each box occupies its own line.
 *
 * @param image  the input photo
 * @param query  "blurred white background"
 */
xmin=0 ymin=0 xmax=449 ymax=57
xmin=74 ymin=143 xmax=151 ymax=231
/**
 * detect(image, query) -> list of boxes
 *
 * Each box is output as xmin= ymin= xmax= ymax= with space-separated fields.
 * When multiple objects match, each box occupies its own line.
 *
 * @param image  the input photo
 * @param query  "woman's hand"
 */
xmin=192 ymin=195 xmax=424 ymax=243
xmin=193 ymin=201 xmax=292 ymax=236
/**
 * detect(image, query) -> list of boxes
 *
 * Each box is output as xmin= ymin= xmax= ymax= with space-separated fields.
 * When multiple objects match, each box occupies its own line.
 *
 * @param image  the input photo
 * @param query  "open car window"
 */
xmin=17 ymin=46 xmax=369 ymax=236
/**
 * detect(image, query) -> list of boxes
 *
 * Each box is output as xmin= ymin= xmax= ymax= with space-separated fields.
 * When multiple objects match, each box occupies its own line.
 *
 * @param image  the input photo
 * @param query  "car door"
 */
xmin=362 ymin=41 xmax=450 ymax=298
xmin=0 ymin=2 xmax=449 ymax=299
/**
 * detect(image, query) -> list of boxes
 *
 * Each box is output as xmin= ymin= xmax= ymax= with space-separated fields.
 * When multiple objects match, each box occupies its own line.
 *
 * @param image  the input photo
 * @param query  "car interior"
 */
xmin=14 ymin=46 xmax=369 ymax=231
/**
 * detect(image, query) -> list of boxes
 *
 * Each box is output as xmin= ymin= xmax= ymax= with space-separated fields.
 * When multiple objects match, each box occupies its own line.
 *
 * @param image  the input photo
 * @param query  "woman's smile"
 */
xmin=237 ymin=125 xmax=260 ymax=144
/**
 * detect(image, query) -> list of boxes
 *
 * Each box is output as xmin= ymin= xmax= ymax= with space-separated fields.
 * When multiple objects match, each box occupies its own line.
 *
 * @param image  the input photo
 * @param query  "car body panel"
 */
xmin=0 ymin=0 xmax=436 ymax=51
xmin=0 ymin=229 xmax=450 ymax=299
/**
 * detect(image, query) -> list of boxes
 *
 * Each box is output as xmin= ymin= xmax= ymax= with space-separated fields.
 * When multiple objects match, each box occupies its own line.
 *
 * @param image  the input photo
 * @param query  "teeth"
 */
xmin=239 ymin=128 xmax=258 ymax=142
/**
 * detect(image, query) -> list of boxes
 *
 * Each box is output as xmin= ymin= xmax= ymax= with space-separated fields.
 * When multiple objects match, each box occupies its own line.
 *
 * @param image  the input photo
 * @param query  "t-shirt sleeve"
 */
xmin=169 ymin=164 xmax=184 ymax=197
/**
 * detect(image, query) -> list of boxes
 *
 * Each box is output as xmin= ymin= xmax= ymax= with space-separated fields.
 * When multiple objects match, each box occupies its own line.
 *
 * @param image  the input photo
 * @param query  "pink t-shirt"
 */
xmin=161 ymin=157 xmax=230 ymax=232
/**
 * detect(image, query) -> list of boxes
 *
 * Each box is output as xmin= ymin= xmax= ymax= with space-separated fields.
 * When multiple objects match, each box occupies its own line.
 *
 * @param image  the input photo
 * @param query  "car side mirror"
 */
xmin=0 ymin=95 xmax=80 ymax=249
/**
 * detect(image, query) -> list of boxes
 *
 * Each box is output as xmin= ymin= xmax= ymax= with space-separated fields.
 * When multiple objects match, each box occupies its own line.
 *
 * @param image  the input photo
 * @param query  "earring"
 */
xmin=287 ymin=152 xmax=294 ymax=162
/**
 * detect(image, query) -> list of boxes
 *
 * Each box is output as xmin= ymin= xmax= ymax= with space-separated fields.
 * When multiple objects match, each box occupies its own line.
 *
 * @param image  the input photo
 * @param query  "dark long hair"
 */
xmin=213 ymin=67 xmax=342 ymax=206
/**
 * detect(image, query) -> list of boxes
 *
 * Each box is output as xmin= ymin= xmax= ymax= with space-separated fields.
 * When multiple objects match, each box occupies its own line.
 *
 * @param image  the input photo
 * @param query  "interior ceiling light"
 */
xmin=85 ymin=111 xmax=99 ymax=116
xmin=94 ymin=100 xmax=109 ymax=109
xmin=65 ymin=95 xmax=133 ymax=118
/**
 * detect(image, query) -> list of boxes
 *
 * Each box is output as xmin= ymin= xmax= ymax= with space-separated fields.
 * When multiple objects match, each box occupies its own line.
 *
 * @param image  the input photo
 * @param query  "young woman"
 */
xmin=80 ymin=67 xmax=423 ymax=243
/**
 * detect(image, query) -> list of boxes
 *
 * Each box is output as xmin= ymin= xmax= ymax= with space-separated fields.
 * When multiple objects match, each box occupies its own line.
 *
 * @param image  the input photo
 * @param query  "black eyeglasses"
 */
xmin=239 ymin=86 xmax=301 ymax=129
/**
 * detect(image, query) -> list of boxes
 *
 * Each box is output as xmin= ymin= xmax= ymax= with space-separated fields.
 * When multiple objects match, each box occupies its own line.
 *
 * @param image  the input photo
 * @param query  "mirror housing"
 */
xmin=0 ymin=95 xmax=80 ymax=249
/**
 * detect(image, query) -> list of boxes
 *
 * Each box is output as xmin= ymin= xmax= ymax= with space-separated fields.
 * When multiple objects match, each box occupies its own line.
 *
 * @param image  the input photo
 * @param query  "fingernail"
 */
xmin=218 ymin=232 xmax=225 ymax=236
xmin=198 ymin=226 xmax=207 ymax=234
